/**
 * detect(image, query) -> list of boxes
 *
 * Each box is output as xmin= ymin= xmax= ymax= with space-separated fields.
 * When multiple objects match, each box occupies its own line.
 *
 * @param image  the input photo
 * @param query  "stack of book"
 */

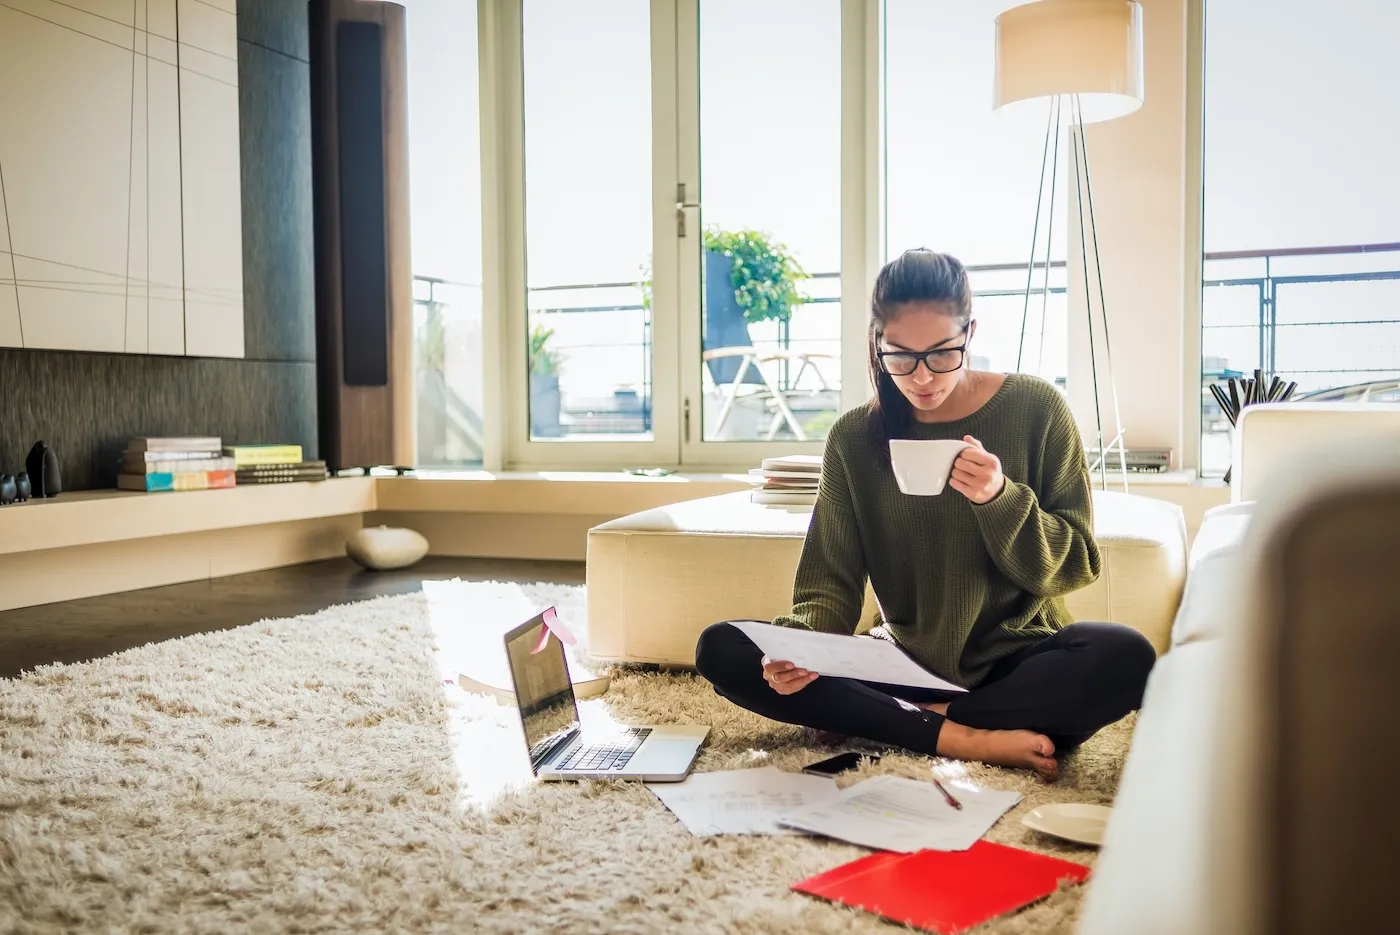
xmin=748 ymin=454 xmax=821 ymax=506
xmin=226 ymin=444 xmax=327 ymax=485
xmin=118 ymin=436 xmax=235 ymax=492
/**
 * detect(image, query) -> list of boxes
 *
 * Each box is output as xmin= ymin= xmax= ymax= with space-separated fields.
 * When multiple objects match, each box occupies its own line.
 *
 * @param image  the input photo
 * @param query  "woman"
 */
xmin=694 ymin=249 xmax=1155 ymax=781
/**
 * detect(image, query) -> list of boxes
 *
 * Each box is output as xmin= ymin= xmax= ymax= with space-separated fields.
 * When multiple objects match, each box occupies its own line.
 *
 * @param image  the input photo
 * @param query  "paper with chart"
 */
xmin=730 ymin=622 xmax=967 ymax=693
xmin=776 ymin=774 xmax=1021 ymax=852
xmin=647 ymin=767 xmax=840 ymax=837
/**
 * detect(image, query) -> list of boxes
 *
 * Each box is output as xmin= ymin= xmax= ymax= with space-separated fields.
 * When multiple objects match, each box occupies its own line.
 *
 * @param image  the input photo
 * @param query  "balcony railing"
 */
xmin=411 ymin=263 xmax=1070 ymax=447
xmin=1202 ymin=241 xmax=1400 ymax=387
xmin=1199 ymin=241 xmax=1400 ymax=475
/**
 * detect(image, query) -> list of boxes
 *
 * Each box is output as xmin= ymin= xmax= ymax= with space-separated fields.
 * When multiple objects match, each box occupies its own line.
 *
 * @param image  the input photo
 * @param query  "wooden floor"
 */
xmin=0 ymin=557 xmax=585 ymax=679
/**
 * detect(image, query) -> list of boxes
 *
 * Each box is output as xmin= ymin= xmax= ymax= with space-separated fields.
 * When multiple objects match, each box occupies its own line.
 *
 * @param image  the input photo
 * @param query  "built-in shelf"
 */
xmin=373 ymin=471 xmax=749 ymax=517
xmin=0 ymin=472 xmax=753 ymax=557
xmin=0 ymin=477 xmax=377 ymax=557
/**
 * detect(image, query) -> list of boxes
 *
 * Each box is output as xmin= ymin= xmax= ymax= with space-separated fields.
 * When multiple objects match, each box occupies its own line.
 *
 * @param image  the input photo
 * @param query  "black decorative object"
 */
xmin=1208 ymin=369 xmax=1298 ymax=483
xmin=26 ymin=441 xmax=62 ymax=498
xmin=15 ymin=472 xmax=31 ymax=501
xmin=0 ymin=475 xmax=15 ymax=505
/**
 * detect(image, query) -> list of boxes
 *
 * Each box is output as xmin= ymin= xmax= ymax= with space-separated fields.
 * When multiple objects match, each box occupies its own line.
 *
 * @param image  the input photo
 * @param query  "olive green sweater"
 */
xmin=773 ymin=374 xmax=1100 ymax=688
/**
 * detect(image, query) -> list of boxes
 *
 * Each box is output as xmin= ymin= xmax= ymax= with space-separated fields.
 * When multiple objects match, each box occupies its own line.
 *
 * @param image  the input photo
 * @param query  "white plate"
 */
xmin=1020 ymin=803 xmax=1112 ymax=847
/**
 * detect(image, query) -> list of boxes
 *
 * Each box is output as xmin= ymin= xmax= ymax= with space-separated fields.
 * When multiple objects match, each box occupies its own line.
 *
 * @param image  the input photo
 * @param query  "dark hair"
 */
xmin=867 ymin=249 xmax=973 ymax=452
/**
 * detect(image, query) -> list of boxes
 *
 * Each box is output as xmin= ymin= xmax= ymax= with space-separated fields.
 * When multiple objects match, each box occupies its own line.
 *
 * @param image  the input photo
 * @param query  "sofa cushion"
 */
xmin=1168 ymin=502 xmax=1254 ymax=648
xmin=1067 ymin=491 xmax=1187 ymax=651
xmin=1169 ymin=549 xmax=1242 ymax=648
xmin=1190 ymin=501 xmax=1254 ymax=569
xmin=1232 ymin=403 xmax=1400 ymax=502
xmin=1077 ymin=640 xmax=1223 ymax=935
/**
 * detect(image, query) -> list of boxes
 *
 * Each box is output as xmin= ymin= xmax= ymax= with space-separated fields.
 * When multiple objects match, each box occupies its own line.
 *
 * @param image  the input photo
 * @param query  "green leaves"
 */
xmin=530 ymin=323 xmax=562 ymax=376
xmin=635 ymin=228 xmax=808 ymax=325
xmin=703 ymin=228 xmax=809 ymax=326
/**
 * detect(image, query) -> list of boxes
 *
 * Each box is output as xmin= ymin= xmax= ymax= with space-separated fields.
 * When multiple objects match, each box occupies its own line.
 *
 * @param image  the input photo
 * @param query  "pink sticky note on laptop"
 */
xmin=531 ymin=606 xmax=577 ymax=653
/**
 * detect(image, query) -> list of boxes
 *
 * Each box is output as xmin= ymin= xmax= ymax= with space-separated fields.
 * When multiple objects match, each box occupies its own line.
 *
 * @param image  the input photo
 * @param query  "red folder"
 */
xmin=792 ymin=840 xmax=1091 ymax=934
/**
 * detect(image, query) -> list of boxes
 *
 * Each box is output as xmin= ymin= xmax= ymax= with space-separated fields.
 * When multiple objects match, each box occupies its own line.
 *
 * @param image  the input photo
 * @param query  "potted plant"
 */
xmin=529 ymin=323 xmax=565 ymax=437
xmin=638 ymin=229 xmax=809 ymax=383
xmin=702 ymin=228 xmax=809 ymax=385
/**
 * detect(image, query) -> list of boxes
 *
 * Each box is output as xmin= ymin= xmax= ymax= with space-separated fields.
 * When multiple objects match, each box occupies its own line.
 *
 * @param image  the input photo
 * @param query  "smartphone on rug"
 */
xmin=802 ymin=751 xmax=879 ymax=777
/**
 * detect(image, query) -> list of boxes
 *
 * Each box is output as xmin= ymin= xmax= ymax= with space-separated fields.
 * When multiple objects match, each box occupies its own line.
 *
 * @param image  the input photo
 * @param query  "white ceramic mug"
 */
xmin=889 ymin=439 xmax=972 ymax=496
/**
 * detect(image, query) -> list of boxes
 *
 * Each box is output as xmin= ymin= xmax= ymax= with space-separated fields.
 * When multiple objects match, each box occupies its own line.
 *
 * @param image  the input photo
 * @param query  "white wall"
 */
xmin=1067 ymin=0 xmax=1189 ymax=459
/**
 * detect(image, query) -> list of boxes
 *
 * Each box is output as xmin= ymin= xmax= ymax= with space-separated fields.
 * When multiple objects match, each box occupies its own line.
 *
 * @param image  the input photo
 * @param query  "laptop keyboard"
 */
xmin=554 ymin=727 xmax=652 ymax=772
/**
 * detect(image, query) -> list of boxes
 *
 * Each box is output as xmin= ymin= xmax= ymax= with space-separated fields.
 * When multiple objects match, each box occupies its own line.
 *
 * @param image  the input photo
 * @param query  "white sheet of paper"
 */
xmin=730 ymin=621 xmax=967 ymax=693
xmin=776 ymin=774 xmax=1021 ymax=852
xmin=646 ymin=767 xmax=839 ymax=837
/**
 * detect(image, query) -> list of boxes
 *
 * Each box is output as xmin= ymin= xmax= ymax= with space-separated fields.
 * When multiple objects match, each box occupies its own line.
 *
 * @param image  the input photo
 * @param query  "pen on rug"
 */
xmin=932 ymin=776 xmax=962 ymax=810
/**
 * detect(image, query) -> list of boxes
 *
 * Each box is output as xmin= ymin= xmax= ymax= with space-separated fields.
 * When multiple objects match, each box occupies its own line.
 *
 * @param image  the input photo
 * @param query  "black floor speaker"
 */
xmin=309 ymin=0 xmax=414 ymax=472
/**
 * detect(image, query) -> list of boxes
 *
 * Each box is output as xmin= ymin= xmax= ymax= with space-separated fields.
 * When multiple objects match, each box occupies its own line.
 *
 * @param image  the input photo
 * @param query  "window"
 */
xmin=522 ymin=0 xmax=654 ymax=444
xmin=404 ymin=0 xmax=484 ymax=468
xmin=1200 ymin=0 xmax=1400 ymax=476
xmin=688 ymin=0 xmax=843 ymax=448
xmin=884 ymin=0 xmax=1069 ymax=392
xmin=490 ymin=0 xmax=862 ymax=470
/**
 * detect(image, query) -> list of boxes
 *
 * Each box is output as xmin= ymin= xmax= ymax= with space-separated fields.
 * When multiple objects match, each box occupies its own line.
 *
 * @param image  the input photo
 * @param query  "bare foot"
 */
xmin=935 ymin=720 xmax=1059 ymax=781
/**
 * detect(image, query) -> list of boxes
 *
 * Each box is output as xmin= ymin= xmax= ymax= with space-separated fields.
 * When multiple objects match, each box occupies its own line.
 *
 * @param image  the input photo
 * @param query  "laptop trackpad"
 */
xmin=640 ymin=740 xmax=699 ymax=767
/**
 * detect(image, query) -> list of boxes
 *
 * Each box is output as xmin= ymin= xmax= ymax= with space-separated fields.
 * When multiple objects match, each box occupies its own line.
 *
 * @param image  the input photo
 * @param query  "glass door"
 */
xmin=675 ymin=0 xmax=846 ymax=467
xmin=506 ymin=0 xmax=680 ymax=469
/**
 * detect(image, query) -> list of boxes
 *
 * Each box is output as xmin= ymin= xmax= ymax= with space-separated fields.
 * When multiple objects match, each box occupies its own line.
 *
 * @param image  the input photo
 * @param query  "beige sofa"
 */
xmin=586 ymin=484 xmax=1188 ymax=666
xmin=1078 ymin=403 xmax=1400 ymax=935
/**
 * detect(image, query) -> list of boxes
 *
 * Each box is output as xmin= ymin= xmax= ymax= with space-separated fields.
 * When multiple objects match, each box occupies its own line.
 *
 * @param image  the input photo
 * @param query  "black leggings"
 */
xmin=694 ymin=621 xmax=1156 ymax=755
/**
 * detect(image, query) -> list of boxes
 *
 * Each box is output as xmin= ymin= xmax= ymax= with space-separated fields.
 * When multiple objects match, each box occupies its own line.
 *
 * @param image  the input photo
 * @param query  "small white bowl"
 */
xmin=1020 ymin=803 xmax=1112 ymax=847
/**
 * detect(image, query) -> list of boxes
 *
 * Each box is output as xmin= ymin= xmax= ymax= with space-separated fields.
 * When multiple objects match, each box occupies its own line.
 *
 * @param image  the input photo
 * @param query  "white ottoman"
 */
xmin=586 ymin=489 xmax=1187 ymax=666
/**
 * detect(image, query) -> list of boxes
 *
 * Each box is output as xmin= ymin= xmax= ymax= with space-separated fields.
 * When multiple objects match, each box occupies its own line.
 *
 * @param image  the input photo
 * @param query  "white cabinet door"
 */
xmin=0 ymin=0 xmax=245 ymax=358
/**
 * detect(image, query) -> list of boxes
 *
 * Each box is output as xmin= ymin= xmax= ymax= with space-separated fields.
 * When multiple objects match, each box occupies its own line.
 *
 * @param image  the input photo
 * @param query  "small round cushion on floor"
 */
xmin=346 ymin=526 xmax=429 ymax=570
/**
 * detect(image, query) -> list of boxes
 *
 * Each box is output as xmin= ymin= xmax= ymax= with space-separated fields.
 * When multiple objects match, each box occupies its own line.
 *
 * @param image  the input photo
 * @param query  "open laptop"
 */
xmin=504 ymin=609 xmax=708 ymax=782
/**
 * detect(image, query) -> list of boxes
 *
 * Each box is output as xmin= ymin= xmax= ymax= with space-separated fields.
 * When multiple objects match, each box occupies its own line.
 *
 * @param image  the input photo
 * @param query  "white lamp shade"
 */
xmin=995 ymin=0 xmax=1144 ymax=123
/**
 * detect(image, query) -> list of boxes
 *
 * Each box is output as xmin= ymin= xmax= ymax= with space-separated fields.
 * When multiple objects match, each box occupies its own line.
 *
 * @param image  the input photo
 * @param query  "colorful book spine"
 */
xmin=122 ymin=456 xmax=236 ymax=474
xmin=124 ymin=449 xmax=224 ymax=463
xmin=235 ymin=460 xmax=327 ymax=481
xmin=117 ymin=470 xmax=236 ymax=492
xmin=127 ymin=436 xmax=223 ymax=452
xmin=235 ymin=471 xmax=328 ymax=484
xmin=224 ymin=445 xmax=304 ymax=466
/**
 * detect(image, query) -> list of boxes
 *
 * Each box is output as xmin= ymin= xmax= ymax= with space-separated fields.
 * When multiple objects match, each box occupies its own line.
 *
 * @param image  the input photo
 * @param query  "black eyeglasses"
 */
xmin=877 ymin=329 xmax=970 ymax=376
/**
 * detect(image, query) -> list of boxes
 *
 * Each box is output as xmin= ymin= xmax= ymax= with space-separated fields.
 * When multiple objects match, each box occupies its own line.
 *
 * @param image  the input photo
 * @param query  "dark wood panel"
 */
xmin=0 ymin=557 xmax=586 ymax=679
xmin=239 ymin=38 xmax=316 ymax=363
xmin=0 ymin=355 xmax=317 ymax=490
xmin=335 ymin=19 xmax=390 ymax=387
xmin=237 ymin=0 xmax=312 ymax=62
xmin=309 ymin=0 xmax=413 ymax=471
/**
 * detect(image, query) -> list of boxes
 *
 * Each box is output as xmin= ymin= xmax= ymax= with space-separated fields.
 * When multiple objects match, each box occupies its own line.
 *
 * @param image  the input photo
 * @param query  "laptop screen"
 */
xmin=503 ymin=611 xmax=581 ymax=769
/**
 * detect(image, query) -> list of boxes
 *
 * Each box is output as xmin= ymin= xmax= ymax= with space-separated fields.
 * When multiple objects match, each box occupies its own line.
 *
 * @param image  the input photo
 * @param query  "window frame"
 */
xmin=1182 ymin=0 xmax=1205 ymax=477
xmin=477 ymin=0 xmax=881 ymax=472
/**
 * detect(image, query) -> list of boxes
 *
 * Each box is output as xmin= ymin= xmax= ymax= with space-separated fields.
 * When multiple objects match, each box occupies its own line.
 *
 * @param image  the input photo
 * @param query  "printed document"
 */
xmin=647 ymin=767 xmax=839 ymax=837
xmin=731 ymin=622 xmax=966 ymax=693
xmin=777 ymin=774 xmax=1021 ymax=852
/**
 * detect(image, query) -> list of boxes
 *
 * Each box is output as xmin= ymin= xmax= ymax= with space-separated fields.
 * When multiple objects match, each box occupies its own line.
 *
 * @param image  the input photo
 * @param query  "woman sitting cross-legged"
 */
xmin=694 ymin=248 xmax=1156 ymax=782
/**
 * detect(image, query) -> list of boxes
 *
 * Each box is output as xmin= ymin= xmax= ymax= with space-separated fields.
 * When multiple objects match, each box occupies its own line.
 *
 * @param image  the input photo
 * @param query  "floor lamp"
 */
xmin=994 ymin=0 xmax=1144 ymax=490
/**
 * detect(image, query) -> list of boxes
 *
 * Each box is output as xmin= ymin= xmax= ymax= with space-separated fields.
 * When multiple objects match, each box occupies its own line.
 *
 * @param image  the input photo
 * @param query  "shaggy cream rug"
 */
xmin=0 ymin=581 xmax=1133 ymax=934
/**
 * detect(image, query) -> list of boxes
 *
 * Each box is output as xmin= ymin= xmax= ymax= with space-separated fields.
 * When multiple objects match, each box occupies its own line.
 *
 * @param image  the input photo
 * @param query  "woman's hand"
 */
xmin=762 ymin=656 xmax=818 ymax=694
xmin=950 ymin=435 xmax=1006 ymax=505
